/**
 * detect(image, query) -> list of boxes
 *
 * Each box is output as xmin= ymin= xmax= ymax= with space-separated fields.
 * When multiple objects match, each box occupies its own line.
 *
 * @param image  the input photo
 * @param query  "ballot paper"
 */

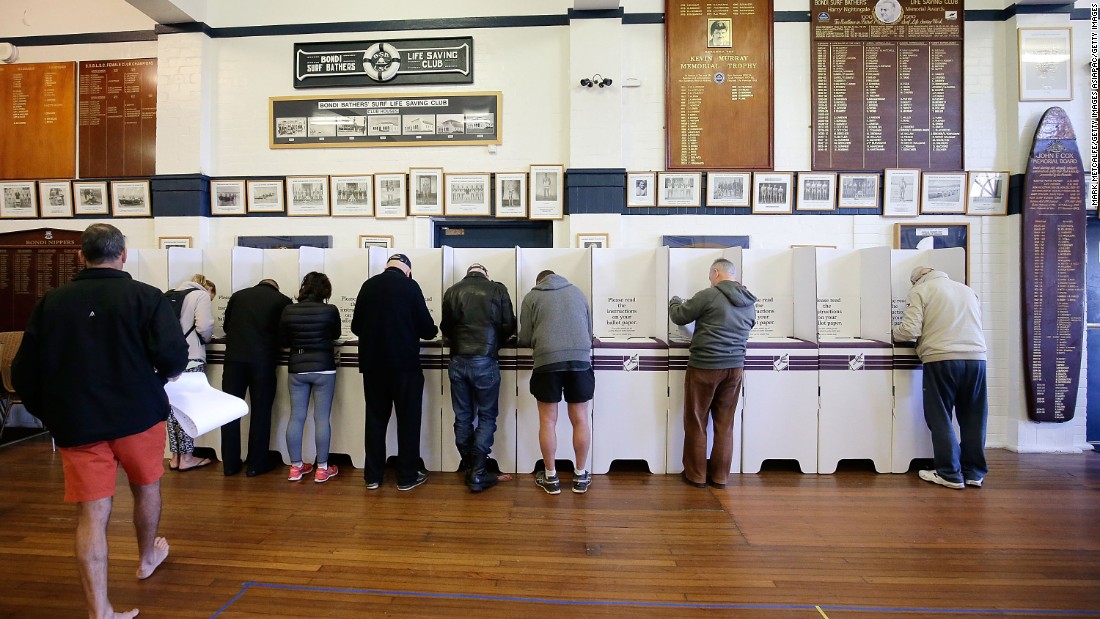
xmin=163 ymin=372 xmax=248 ymax=438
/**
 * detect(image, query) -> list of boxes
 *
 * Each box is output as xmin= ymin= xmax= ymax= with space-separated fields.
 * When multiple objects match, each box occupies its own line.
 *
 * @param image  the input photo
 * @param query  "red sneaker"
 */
xmin=314 ymin=464 xmax=339 ymax=484
xmin=288 ymin=463 xmax=314 ymax=481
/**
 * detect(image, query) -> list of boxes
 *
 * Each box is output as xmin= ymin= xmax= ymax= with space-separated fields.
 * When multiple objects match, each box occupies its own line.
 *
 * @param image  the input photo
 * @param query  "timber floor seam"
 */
xmin=1 ymin=436 xmax=1098 ymax=618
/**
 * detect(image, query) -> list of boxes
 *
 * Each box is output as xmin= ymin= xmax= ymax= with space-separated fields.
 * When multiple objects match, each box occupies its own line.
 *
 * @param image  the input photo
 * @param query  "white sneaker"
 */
xmin=965 ymin=478 xmax=983 ymax=487
xmin=919 ymin=469 xmax=964 ymax=489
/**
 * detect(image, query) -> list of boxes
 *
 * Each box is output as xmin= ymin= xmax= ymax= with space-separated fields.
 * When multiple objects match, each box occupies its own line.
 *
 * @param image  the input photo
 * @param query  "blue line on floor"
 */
xmin=209 ymin=582 xmax=1100 ymax=617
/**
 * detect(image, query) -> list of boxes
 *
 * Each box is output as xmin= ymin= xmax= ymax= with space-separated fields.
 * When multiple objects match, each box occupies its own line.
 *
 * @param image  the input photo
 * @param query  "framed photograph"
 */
xmin=894 ymin=222 xmax=970 ymax=283
xmin=966 ymin=171 xmax=1010 ymax=216
xmin=110 ymin=180 xmax=151 ymax=217
xmin=576 ymin=233 xmax=609 ymax=249
xmin=838 ymin=173 xmax=880 ymax=209
xmin=358 ymin=234 xmax=394 ymax=249
xmin=796 ymin=173 xmax=837 ymax=211
xmin=37 ymin=181 xmax=73 ymax=218
xmin=374 ymin=173 xmax=407 ymax=219
xmin=73 ymin=181 xmax=109 ymax=215
xmin=495 ymin=172 xmax=527 ymax=218
xmin=445 ymin=173 xmax=491 ymax=216
xmin=409 ymin=168 xmax=443 ymax=216
xmin=658 ymin=172 xmax=702 ymax=207
xmin=920 ymin=172 xmax=967 ymax=214
xmin=883 ymin=168 xmax=921 ymax=217
xmin=247 ymin=180 xmax=285 ymax=213
xmin=529 ymin=164 xmax=564 ymax=219
xmin=158 ymin=236 xmax=192 ymax=249
xmin=1018 ymin=28 xmax=1072 ymax=101
xmin=210 ymin=180 xmax=246 ymax=216
xmin=751 ymin=172 xmax=793 ymax=214
xmin=330 ymin=175 xmax=374 ymax=216
xmin=0 ymin=181 xmax=37 ymax=218
xmin=627 ymin=172 xmax=656 ymax=207
xmin=706 ymin=172 xmax=751 ymax=207
xmin=287 ymin=176 xmax=330 ymax=216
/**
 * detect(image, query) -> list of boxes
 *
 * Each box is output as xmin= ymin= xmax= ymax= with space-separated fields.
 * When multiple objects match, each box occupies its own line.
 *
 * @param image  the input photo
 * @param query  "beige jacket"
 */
xmin=892 ymin=270 xmax=986 ymax=363
xmin=173 ymin=281 xmax=215 ymax=362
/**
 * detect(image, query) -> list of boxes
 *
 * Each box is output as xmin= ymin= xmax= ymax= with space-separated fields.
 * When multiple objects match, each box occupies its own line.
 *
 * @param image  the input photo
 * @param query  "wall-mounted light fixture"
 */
xmin=0 ymin=43 xmax=18 ymax=63
xmin=579 ymin=73 xmax=613 ymax=88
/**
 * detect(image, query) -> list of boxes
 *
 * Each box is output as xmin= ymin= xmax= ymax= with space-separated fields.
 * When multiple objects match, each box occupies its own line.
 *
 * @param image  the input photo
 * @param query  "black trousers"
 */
xmin=221 ymin=360 xmax=278 ymax=471
xmin=362 ymin=370 xmax=424 ymax=486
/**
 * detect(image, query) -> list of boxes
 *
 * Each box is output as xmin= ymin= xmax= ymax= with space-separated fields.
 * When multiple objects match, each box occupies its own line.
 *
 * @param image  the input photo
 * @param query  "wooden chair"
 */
xmin=0 ymin=331 xmax=25 ymax=442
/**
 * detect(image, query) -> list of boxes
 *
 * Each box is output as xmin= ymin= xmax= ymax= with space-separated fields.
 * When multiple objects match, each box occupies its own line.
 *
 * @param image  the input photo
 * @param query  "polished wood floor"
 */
xmin=0 ymin=435 xmax=1098 ymax=618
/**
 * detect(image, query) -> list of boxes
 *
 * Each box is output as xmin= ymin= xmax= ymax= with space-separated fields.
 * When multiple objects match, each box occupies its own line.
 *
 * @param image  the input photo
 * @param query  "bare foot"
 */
xmin=136 ymin=537 xmax=169 ymax=580
xmin=94 ymin=608 xmax=139 ymax=618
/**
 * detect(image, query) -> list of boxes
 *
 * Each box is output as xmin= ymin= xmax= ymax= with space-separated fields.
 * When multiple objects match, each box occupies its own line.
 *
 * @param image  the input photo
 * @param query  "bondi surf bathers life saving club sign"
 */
xmin=293 ymin=37 xmax=473 ymax=88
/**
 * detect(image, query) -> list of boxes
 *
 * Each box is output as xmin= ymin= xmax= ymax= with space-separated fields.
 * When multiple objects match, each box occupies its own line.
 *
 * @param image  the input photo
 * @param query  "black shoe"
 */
xmin=223 ymin=460 xmax=243 ymax=477
xmin=466 ymin=455 xmax=498 ymax=493
xmin=246 ymin=461 xmax=277 ymax=477
xmin=708 ymin=479 xmax=726 ymax=489
xmin=681 ymin=473 xmax=706 ymax=488
xmin=397 ymin=470 xmax=428 ymax=491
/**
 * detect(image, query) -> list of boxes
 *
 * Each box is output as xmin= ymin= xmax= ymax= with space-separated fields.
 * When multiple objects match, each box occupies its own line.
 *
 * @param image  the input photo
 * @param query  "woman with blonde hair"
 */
xmin=167 ymin=274 xmax=216 ymax=471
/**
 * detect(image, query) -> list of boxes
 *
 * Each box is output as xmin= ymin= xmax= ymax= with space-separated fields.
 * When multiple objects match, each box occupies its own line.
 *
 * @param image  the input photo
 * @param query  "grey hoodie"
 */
xmin=517 ymin=273 xmax=593 ymax=369
xmin=669 ymin=280 xmax=757 ymax=369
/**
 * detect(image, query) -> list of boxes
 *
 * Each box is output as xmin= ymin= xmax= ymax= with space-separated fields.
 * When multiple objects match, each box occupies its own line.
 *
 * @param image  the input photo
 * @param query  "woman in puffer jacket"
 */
xmin=279 ymin=272 xmax=342 ymax=483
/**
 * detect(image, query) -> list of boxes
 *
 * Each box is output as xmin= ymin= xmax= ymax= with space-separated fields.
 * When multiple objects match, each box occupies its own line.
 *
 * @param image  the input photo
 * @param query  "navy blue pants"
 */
xmin=449 ymin=355 xmax=501 ymax=459
xmin=922 ymin=359 xmax=988 ymax=484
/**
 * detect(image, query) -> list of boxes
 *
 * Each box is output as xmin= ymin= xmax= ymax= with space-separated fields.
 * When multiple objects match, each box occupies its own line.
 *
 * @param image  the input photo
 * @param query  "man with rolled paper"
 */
xmin=13 ymin=223 xmax=188 ymax=619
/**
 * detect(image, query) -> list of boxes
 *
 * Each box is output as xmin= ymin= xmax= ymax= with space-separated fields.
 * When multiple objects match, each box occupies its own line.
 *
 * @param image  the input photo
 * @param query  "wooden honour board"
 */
xmin=78 ymin=59 xmax=158 ymax=178
xmin=0 ymin=62 xmax=77 ymax=180
xmin=0 ymin=228 xmax=83 ymax=332
xmin=811 ymin=0 xmax=963 ymax=171
xmin=665 ymin=0 xmax=773 ymax=170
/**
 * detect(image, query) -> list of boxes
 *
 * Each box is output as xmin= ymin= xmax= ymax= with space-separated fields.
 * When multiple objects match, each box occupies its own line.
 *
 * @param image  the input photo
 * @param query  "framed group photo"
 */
xmin=920 ymin=172 xmax=967 ymax=214
xmin=247 ymin=180 xmax=285 ymax=213
xmin=658 ymin=171 xmax=702 ymax=207
xmin=110 ymin=180 xmax=151 ymax=217
xmin=495 ymin=172 xmax=527 ymax=218
xmin=38 ymin=180 xmax=73 ymax=218
xmin=210 ymin=180 xmax=246 ymax=216
xmin=883 ymin=168 xmax=921 ymax=217
xmin=158 ymin=236 xmax=192 ymax=249
xmin=287 ymin=176 xmax=330 ymax=216
xmin=966 ymin=171 xmax=1010 ymax=215
xmin=1018 ymin=27 xmax=1073 ymax=101
xmin=445 ymin=173 xmax=491 ymax=216
xmin=751 ymin=172 xmax=793 ymax=214
xmin=358 ymin=234 xmax=394 ymax=249
xmin=627 ymin=172 xmax=656 ymax=207
xmin=330 ymin=175 xmax=374 ymax=216
xmin=795 ymin=173 xmax=836 ymax=211
xmin=576 ymin=232 xmax=609 ymax=249
xmin=0 ymin=181 xmax=37 ymax=218
xmin=838 ymin=173 xmax=880 ymax=209
xmin=73 ymin=181 xmax=110 ymax=215
xmin=706 ymin=172 xmax=751 ymax=207
xmin=409 ymin=168 xmax=443 ymax=216
xmin=374 ymin=173 xmax=407 ymax=218
xmin=529 ymin=164 xmax=564 ymax=219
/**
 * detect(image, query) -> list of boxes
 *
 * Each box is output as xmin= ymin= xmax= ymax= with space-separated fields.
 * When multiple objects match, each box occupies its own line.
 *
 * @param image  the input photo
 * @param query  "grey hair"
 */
xmin=910 ymin=267 xmax=933 ymax=285
xmin=81 ymin=223 xmax=126 ymax=265
xmin=710 ymin=258 xmax=737 ymax=278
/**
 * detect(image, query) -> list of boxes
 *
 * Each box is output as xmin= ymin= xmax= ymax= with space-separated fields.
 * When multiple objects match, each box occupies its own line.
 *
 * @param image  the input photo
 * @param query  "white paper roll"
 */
xmin=164 ymin=372 xmax=249 ymax=439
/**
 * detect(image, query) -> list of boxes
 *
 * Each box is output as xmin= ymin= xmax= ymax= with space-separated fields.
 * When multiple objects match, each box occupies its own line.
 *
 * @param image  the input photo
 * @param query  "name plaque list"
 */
xmin=811 ymin=0 xmax=963 ymax=171
xmin=0 ymin=229 xmax=83 ymax=333
xmin=0 ymin=62 xmax=77 ymax=180
xmin=78 ymin=59 xmax=158 ymax=178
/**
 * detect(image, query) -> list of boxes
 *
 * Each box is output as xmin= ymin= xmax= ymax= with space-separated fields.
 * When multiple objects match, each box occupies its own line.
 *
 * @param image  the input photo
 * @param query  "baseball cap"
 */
xmin=467 ymin=263 xmax=488 ymax=276
xmin=388 ymin=253 xmax=412 ymax=269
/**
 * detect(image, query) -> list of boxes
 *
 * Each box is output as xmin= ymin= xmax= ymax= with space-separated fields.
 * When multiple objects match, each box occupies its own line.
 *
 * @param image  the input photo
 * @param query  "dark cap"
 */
xmin=467 ymin=263 xmax=488 ymax=276
xmin=388 ymin=253 xmax=412 ymax=269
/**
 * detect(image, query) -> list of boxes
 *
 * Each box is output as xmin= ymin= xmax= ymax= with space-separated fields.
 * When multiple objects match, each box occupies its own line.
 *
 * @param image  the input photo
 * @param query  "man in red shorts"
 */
xmin=13 ymin=223 xmax=188 ymax=619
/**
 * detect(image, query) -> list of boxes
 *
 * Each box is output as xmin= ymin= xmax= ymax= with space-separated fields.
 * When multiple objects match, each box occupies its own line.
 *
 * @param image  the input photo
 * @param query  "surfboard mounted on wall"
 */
xmin=1021 ymin=107 xmax=1086 ymax=423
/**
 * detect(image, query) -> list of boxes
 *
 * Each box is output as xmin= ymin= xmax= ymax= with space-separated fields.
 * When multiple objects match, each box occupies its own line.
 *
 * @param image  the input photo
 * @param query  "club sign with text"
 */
xmin=294 ymin=37 xmax=473 ymax=88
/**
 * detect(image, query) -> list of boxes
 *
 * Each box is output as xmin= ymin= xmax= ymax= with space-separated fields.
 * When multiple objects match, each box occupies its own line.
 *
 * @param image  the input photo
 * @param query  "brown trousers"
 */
xmin=683 ymin=366 xmax=743 ymax=485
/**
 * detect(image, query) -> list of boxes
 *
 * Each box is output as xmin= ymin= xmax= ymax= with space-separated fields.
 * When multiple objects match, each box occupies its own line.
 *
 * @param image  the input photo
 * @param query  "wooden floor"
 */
xmin=1 ymin=436 xmax=1098 ymax=619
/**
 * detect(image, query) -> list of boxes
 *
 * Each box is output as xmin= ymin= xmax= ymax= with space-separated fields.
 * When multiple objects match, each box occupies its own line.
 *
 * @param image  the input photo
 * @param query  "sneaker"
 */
xmin=314 ymin=464 xmax=339 ymax=484
xmin=572 ymin=471 xmax=592 ymax=494
xmin=919 ymin=469 xmax=964 ymax=489
xmin=965 ymin=478 xmax=983 ymax=487
xmin=535 ymin=471 xmax=561 ymax=495
xmin=397 ymin=471 xmax=428 ymax=491
xmin=365 ymin=480 xmax=381 ymax=490
xmin=287 ymin=463 xmax=314 ymax=481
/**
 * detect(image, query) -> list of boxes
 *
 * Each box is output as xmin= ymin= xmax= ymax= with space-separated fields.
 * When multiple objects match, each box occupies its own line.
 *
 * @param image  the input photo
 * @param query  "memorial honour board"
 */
xmin=0 ymin=62 xmax=77 ymax=180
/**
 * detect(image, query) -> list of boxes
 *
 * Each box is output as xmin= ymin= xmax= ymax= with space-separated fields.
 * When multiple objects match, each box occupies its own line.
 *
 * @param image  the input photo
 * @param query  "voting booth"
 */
xmin=515 ymin=248 xmax=593 ymax=473
xmin=591 ymin=248 xmax=669 ymax=474
xmin=816 ymin=247 xmax=893 ymax=474
xmin=666 ymin=247 xmax=743 ymax=474
xmin=890 ymin=248 xmax=966 ymax=473
xmin=740 ymin=247 xmax=820 ymax=473
xmin=441 ymin=247 xmax=520 ymax=473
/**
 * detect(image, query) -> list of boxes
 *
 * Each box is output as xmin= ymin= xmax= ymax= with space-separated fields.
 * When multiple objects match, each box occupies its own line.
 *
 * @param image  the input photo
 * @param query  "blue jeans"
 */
xmin=287 ymin=372 xmax=336 ymax=464
xmin=923 ymin=360 xmax=988 ymax=484
xmin=449 ymin=355 xmax=501 ymax=458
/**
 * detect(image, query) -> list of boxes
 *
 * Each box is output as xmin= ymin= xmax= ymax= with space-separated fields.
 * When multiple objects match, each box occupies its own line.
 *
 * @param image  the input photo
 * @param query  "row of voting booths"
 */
xmin=125 ymin=244 xmax=965 ymax=476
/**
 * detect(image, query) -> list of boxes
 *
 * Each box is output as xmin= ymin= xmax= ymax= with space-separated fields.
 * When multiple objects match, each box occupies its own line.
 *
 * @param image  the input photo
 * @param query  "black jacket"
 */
xmin=440 ymin=272 xmax=516 ymax=357
xmin=223 ymin=282 xmax=291 ymax=364
xmin=280 ymin=301 xmax=342 ymax=373
xmin=350 ymin=267 xmax=438 ymax=371
xmin=12 ymin=268 xmax=189 ymax=447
